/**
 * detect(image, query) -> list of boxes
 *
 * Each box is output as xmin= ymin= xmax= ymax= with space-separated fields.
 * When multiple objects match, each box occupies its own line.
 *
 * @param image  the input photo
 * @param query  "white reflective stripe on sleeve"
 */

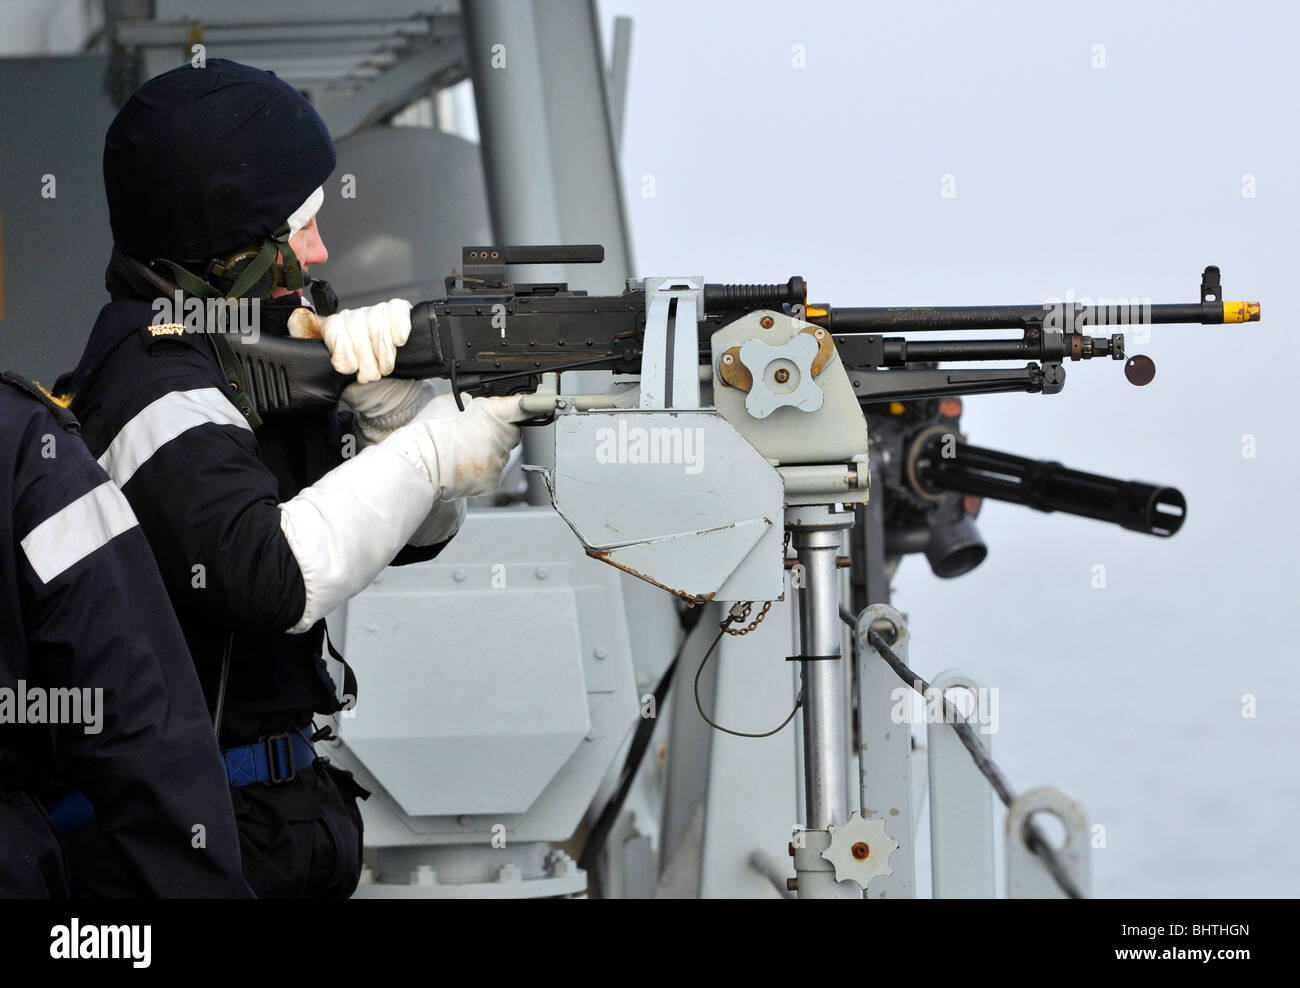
xmin=98 ymin=387 xmax=251 ymax=488
xmin=20 ymin=481 xmax=139 ymax=584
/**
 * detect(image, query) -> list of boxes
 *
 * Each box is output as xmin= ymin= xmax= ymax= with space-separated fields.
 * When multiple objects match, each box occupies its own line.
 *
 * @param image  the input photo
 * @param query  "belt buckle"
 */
xmin=261 ymin=732 xmax=296 ymax=785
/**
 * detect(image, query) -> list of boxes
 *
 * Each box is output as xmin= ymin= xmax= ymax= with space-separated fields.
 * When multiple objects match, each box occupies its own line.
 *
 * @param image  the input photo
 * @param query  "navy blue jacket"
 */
xmin=0 ymin=372 xmax=250 ymax=897
xmin=59 ymin=297 xmax=443 ymax=747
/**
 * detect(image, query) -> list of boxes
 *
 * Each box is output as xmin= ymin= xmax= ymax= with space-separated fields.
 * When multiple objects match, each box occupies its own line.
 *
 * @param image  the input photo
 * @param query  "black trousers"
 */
xmin=0 ymin=790 xmax=69 ymax=897
xmin=232 ymin=761 xmax=366 ymax=899
xmin=62 ymin=760 xmax=366 ymax=899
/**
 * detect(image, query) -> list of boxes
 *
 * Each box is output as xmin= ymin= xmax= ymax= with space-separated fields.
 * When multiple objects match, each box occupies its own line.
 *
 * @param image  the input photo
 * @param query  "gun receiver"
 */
xmin=233 ymin=246 xmax=1258 ymax=417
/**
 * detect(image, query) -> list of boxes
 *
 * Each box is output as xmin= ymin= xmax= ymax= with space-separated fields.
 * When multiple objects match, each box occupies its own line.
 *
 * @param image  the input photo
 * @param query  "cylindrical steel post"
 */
xmin=795 ymin=526 xmax=850 ymax=831
xmin=789 ymin=507 xmax=857 ymax=899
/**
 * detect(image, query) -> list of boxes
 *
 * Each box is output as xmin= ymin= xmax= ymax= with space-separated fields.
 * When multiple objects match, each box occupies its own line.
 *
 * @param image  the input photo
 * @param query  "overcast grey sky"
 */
xmin=599 ymin=0 xmax=1300 ymax=896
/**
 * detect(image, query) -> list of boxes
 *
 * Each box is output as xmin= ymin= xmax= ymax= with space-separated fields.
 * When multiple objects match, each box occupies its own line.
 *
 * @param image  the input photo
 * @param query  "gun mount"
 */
xmin=243 ymin=245 xmax=1255 ymax=899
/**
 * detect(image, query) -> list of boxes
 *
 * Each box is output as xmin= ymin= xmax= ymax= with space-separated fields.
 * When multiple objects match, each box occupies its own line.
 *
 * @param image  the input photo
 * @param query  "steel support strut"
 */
xmin=788 ymin=505 xmax=859 ymax=899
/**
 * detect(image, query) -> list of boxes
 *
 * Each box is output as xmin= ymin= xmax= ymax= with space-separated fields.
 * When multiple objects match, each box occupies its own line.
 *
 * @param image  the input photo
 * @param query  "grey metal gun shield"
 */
xmin=544 ymin=408 xmax=785 ymax=603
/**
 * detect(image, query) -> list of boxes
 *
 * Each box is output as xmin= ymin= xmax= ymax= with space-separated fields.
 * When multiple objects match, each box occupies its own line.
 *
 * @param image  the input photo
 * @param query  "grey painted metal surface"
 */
xmin=319 ymin=43 xmax=468 ymax=140
xmin=1007 ymin=787 xmax=1091 ymax=899
xmin=710 ymin=309 xmax=869 ymax=469
xmin=531 ymin=0 xmax=635 ymax=293
xmin=927 ymin=668 xmax=996 ymax=898
xmin=119 ymin=5 xmax=464 ymax=105
xmin=605 ymin=16 xmax=633 ymax=154
xmin=738 ymin=333 xmax=823 ymax=418
xmin=154 ymin=0 xmax=452 ymax=21
xmin=639 ymin=277 xmax=704 ymax=410
xmin=777 ymin=461 xmax=870 ymax=505
xmin=659 ymin=608 xmax=720 ymax=893
xmin=854 ymin=603 xmax=918 ymax=898
xmin=463 ymin=0 xmax=566 ymax=285
xmin=327 ymin=508 xmax=639 ymax=852
xmin=338 ymin=559 xmax=592 ymax=817
xmin=0 ymin=56 xmax=118 ymax=382
xmin=546 ymin=408 xmax=784 ymax=603
xmin=698 ymin=598 xmax=802 ymax=899
xmin=793 ymin=830 xmax=859 ymax=899
xmin=357 ymin=843 xmax=585 ymax=898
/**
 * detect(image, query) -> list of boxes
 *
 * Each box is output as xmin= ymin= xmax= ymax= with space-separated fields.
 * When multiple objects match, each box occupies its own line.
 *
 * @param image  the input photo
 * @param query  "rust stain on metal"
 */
xmin=851 ymin=841 xmax=870 ymax=860
xmin=587 ymin=550 xmax=713 ymax=604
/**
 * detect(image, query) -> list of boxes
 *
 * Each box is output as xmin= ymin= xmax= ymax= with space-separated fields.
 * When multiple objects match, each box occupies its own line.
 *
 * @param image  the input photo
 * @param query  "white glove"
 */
xmin=384 ymin=394 xmax=526 ymax=500
xmin=342 ymin=378 xmax=432 ymax=446
xmin=288 ymin=298 xmax=412 ymax=384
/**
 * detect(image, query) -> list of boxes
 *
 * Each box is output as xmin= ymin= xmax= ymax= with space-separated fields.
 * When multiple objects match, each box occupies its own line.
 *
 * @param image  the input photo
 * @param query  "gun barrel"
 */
xmin=916 ymin=441 xmax=1187 ymax=536
xmin=816 ymin=300 xmax=1259 ymax=333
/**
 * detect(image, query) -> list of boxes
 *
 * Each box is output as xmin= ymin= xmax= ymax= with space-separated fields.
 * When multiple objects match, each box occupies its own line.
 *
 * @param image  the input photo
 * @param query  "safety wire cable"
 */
xmin=839 ymin=604 xmax=1085 ymax=900
xmin=694 ymin=602 xmax=803 ymax=738
xmin=694 ymin=531 xmax=803 ymax=739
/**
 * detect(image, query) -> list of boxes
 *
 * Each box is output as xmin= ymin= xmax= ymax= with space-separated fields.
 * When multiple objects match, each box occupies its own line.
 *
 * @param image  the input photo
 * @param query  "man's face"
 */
xmin=272 ymin=215 xmax=328 ymax=298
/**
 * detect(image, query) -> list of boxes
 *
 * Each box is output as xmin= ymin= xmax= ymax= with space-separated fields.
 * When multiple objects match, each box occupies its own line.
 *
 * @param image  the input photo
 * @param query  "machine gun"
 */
xmin=239 ymin=241 xmax=1238 ymax=588
xmin=247 ymin=245 xmax=1257 ymax=899
xmin=234 ymin=244 xmax=1258 ymax=417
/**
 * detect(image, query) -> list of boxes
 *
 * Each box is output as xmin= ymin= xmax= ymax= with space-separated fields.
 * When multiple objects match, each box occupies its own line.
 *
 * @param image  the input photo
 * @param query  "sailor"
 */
xmin=0 ymin=371 xmax=251 ymax=897
xmin=56 ymin=59 xmax=524 ymax=897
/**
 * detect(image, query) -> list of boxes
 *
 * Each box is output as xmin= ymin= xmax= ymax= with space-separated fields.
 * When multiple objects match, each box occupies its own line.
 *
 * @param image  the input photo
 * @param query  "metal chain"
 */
xmin=724 ymin=599 xmax=772 ymax=636
xmin=723 ymin=531 xmax=791 ymax=637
